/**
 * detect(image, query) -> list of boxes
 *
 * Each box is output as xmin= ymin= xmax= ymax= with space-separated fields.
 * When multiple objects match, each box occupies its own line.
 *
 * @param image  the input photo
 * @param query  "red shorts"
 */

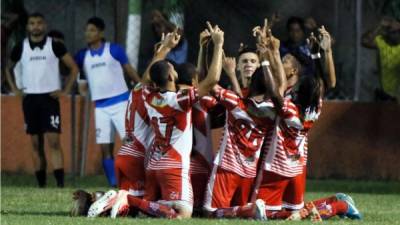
xmin=257 ymin=169 xmax=306 ymax=211
xmin=204 ymin=166 xmax=254 ymax=211
xmin=144 ymin=168 xmax=193 ymax=204
xmin=115 ymin=155 xmax=145 ymax=196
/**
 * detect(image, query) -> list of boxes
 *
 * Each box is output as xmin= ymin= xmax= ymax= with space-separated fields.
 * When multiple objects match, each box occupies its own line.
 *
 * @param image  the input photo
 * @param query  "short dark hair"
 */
xmin=248 ymin=67 xmax=268 ymax=97
xmin=87 ymin=17 xmax=105 ymax=31
xmin=286 ymin=16 xmax=305 ymax=32
xmin=28 ymin=12 xmax=45 ymax=20
xmin=295 ymin=75 xmax=321 ymax=114
xmin=176 ymin=63 xmax=197 ymax=86
xmin=150 ymin=60 xmax=171 ymax=88
xmin=48 ymin=30 xmax=65 ymax=40
xmin=238 ymin=46 xmax=258 ymax=59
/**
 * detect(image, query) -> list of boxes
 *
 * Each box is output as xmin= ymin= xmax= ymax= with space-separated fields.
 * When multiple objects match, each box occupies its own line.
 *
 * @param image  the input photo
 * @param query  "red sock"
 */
xmin=266 ymin=210 xmax=292 ymax=219
xmin=312 ymin=195 xmax=337 ymax=208
xmin=317 ymin=200 xmax=348 ymax=219
xmin=127 ymin=196 xmax=178 ymax=218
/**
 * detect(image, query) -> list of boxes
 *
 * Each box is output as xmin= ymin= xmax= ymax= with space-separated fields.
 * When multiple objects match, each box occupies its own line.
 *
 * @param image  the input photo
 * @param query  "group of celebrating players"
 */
xmin=71 ymin=19 xmax=362 ymax=221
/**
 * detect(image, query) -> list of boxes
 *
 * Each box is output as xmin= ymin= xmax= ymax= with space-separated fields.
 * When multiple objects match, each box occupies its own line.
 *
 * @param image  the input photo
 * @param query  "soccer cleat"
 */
xmin=87 ymin=190 xmax=117 ymax=217
xmin=335 ymin=193 xmax=362 ymax=220
xmin=110 ymin=190 xmax=130 ymax=218
xmin=335 ymin=193 xmax=355 ymax=206
xmin=254 ymin=199 xmax=267 ymax=220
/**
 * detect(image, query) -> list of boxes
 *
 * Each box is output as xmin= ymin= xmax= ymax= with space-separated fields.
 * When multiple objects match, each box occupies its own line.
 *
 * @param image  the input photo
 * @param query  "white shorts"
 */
xmin=94 ymin=101 xmax=127 ymax=144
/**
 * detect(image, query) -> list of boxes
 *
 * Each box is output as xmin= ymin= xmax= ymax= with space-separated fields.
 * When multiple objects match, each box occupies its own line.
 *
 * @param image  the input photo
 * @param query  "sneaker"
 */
xmin=335 ymin=193 xmax=355 ymax=206
xmin=110 ymin=190 xmax=130 ymax=218
xmin=254 ymin=199 xmax=267 ymax=220
xmin=336 ymin=193 xmax=362 ymax=220
xmin=87 ymin=190 xmax=117 ymax=217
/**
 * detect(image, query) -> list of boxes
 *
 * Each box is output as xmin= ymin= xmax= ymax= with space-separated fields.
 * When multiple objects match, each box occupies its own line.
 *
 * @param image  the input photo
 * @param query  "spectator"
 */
xmin=150 ymin=9 xmax=188 ymax=64
xmin=362 ymin=16 xmax=400 ymax=102
xmin=280 ymin=16 xmax=314 ymax=76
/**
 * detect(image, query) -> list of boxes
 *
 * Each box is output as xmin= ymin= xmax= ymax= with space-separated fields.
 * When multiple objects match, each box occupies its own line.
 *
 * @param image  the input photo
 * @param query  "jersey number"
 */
xmin=151 ymin=116 xmax=175 ymax=152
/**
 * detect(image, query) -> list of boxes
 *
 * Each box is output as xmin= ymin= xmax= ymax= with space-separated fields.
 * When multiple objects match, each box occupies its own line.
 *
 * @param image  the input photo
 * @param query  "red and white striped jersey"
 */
xmin=143 ymin=86 xmax=198 ymax=170
xmin=213 ymin=87 xmax=277 ymax=178
xmin=191 ymin=96 xmax=218 ymax=174
xmin=118 ymin=83 xmax=154 ymax=158
xmin=263 ymin=98 xmax=322 ymax=177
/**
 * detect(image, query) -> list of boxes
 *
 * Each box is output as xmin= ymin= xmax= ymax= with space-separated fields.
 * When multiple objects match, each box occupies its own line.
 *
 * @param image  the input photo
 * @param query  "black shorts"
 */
xmin=22 ymin=93 xmax=61 ymax=135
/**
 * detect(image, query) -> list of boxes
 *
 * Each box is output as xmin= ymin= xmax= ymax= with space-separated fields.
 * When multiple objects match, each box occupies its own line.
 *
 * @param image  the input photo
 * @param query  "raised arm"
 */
xmin=261 ymin=59 xmax=283 ymax=111
xmin=141 ymin=31 xmax=181 ymax=84
xmin=197 ymin=30 xmax=210 ymax=77
xmin=318 ymin=26 xmax=336 ymax=88
xmin=254 ymin=19 xmax=287 ymax=96
xmin=198 ymin=22 xmax=224 ymax=97
xmin=307 ymin=31 xmax=329 ymax=94
xmin=361 ymin=17 xmax=393 ymax=49
xmin=222 ymin=55 xmax=243 ymax=97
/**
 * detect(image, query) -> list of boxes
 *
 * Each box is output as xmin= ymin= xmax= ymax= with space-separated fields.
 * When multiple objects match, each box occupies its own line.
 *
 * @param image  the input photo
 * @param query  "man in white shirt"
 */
xmin=5 ymin=12 xmax=79 ymax=188
xmin=75 ymin=17 xmax=140 ymax=186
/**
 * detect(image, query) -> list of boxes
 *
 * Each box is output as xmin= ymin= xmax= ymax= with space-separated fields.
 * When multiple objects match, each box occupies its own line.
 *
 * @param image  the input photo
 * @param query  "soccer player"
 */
xmin=75 ymin=17 xmax=141 ymax=187
xmin=113 ymin=82 xmax=152 ymax=198
xmin=113 ymin=28 xmax=184 ymax=200
xmin=255 ymin=25 xmax=361 ymax=220
xmin=5 ymin=12 xmax=79 ymax=188
xmin=173 ymin=62 xmax=218 ymax=216
xmin=221 ymin=46 xmax=260 ymax=97
xmin=202 ymin=28 xmax=286 ymax=220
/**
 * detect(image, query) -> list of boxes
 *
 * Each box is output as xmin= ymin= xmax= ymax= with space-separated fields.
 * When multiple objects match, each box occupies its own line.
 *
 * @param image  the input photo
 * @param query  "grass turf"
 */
xmin=1 ymin=174 xmax=400 ymax=225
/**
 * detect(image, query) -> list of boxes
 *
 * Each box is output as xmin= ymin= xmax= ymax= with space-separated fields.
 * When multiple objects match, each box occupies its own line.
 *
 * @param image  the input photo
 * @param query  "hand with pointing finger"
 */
xmin=206 ymin=21 xmax=224 ymax=46
xmin=199 ymin=29 xmax=211 ymax=47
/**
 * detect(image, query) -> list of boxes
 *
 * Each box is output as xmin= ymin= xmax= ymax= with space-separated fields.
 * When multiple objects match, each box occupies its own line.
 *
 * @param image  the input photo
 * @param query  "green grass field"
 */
xmin=1 ymin=174 xmax=400 ymax=225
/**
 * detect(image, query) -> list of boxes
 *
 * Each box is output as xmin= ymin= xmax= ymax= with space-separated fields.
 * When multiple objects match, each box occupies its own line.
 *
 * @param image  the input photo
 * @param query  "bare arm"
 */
xmin=318 ymin=26 xmax=336 ymax=88
xmin=5 ymin=59 xmax=22 ymax=96
xmin=268 ymin=49 xmax=287 ymax=96
xmin=59 ymin=53 xmax=79 ymax=94
xmin=308 ymin=31 xmax=329 ymax=95
xmin=141 ymin=32 xmax=181 ymax=84
xmin=323 ymin=50 xmax=336 ymax=88
xmin=77 ymin=77 xmax=88 ymax=96
xmin=261 ymin=62 xmax=283 ymax=112
xmin=223 ymin=56 xmax=243 ymax=97
xmin=256 ymin=27 xmax=287 ymax=96
xmin=197 ymin=30 xmax=210 ymax=77
xmin=198 ymin=22 xmax=224 ymax=97
xmin=122 ymin=64 xmax=141 ymax=84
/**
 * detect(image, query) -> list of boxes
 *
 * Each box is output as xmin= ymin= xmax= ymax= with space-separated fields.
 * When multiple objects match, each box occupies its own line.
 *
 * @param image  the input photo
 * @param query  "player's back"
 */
xmin=263 ymin=98 xmax=321 ymax=177
xmin=213 ymin=88 xmax=277 ymax=178
xmin=142 ymin=86 xmax=198 ymax=170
